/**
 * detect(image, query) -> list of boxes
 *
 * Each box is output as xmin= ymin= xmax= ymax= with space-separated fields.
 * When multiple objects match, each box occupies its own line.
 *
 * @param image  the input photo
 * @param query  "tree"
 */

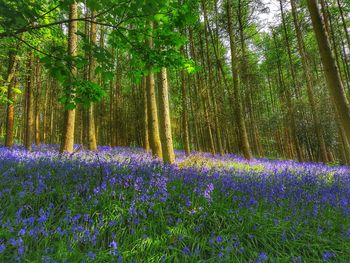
xmin=87 ymin=10 xmax=97 ymax=151
xmin=60 ymin=2 xmax=78 ymax=153
xmin=5 ymin=50 xmax=18 ymax=148
xmin=226 ymin=0 xmax=252 ymax=160
xmin=34 ymin=57 xmax=42 ymax=145
xmin=158 ymin=67 xmax=175 ymax=163
xmin=290 ymin=0 xmax=328 ymax=162
xmin=142 ymin=76 xmax=150 ymax=151
xmin=146 ymin=21 xmax=163 ymax=159
xmin=24 ymin=51 xmax=34 ymax=151
xmin=306 ymin=0 xmax=350 ymax=145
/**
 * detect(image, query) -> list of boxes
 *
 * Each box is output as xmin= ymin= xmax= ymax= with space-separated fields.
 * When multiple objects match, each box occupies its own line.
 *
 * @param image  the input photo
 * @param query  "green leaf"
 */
xmin=12 ymin=87 xmax=22 ymax=94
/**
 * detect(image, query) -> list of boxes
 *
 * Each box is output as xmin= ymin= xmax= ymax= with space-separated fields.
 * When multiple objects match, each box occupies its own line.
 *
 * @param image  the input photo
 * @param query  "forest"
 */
xmin=0 ymin=0 xmax=350 ymax=262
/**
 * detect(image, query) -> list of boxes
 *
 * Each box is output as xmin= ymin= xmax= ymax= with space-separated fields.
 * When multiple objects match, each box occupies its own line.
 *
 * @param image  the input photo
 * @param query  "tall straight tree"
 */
xmin=24 ymin=52 xmax=34 ymax=151
xmin=142 ymin=76 xmax=150 ymax=151
xmin=60 ymin=2 xmax=78 ymax=153
xmin=290 ymin=0 xmax=328 ymax=162
xmin=226 ymin=0 xmax=252 ymax=160
xmin=180 ymin=46 xmax=191 ymax=156
xmin=278 ymin=0 xmax=303 ymax=161
xmin=146 ymin=21 xmax=162 ymax=159
xmin=87 ymin=11 xmax=97 ymax=150
xmin=34 ymin=57 xmax=41 ymax=145
xmin=306 ymin=0 xmax=350 ymax=144
xmin=5 ymin=50 xmax=18 ymax=148
xmin=202 ymin=0 xmax=224 ymax=156
xmin=158 ymin=68 xmax=175 ymax=164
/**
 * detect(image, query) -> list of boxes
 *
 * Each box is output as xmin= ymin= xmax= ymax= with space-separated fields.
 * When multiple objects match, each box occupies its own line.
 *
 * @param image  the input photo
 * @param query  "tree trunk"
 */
xmin=337 ymin=0 xmax=350 ymax=52
xmin=60 ymin=2 xmax=77 ymax=153
xmin=307 ymin=0 xmax=350 ymax=145
xmin=158 ymin=68 xmax=175 ymax=163
xmin=24 ymin=52 xmax=34 ymax=151
xmin=146 ymin=21 xmax=162 ymax=159
xmin=180 ymin=50 xmax=191 ymax=156
xmin=87 ymin=11 xmax=97 ymax=150
xmin=226 ymin=0 xmax=252 ymax=159
xmin=202 ymin=0 xmax=224 ymax=156
xmin=42 ymin=80 xmax=48 ymax=143
xmin=290 ymin=0 xmax=328 ymax=162
xmin=5 ymin=51 xmax=17 ymax=148
xmin=34 ymin=57 xmax=41 ymax=145
xmin=142 ymin=76 xmax=150 ymax=151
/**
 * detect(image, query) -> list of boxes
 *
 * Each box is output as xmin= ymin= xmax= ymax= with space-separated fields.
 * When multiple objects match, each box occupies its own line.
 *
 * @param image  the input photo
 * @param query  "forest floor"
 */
xmin=0 ymin=145 xmax=349 ymax=262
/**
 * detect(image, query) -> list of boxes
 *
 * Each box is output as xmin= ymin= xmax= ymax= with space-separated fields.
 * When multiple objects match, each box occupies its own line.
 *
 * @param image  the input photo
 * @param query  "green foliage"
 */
xmin=74 ymin=80 xmax=107 ymax=107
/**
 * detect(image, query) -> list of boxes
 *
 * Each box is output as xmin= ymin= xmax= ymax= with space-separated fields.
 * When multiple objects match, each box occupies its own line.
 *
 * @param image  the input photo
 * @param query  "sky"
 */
xmin=258 ymin=0 xmax=282 ymax=32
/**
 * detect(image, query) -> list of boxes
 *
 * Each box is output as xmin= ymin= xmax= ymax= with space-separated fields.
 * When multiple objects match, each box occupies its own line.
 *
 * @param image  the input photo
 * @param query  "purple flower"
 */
xmin=9 ymin=238 xmax=17 ymax=246
xmin=183 ymin=246 xmax=191 ymax=256
xmin=0 ymin=244 xmax=5 ymax=253
xmin=86 ymin=251 xmax=96 ymax=260
xmin=18 ymin=245 xmax=25 ymax=256
xmin=216 ymin=236 xmax=223 ymax=243
xmin=110 ymin=240 xmax=118 ymax=252
xmin=258 ymin=252 xmax=268 ymax=262
xmin=203 ymin=183 xmax=214 ymax=200
xmin=18 ymin=229 xmax=26 ymax=236
xmin=322 ymin=251 xmax=335 ymax=261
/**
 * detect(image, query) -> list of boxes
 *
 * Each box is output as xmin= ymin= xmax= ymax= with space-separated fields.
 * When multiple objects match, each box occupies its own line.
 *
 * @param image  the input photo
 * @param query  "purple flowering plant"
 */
xmin=0 ymin=144 xmax=349 ymax=261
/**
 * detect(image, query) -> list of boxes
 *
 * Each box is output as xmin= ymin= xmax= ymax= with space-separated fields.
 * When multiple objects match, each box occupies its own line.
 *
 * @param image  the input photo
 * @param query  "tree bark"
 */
xmin=226 ymin=0 xmax=252 ymax=159
xmin=142 ymin=76 xmax=150 ymax=151
xmin=5 ymin=51 xmax=17 ymax=148
xmin=24 ymin=52 xmax=34 ymax=151
xmin=34 ymin=57 xmax=41 ymax=145
xmin=87 ymin=10 xmax=97 ymax=150
xmin=290 ymin=0 xmax=328 ymax=162
xmin=146 ymin=21 xmax=162 ymax=159
xmin=180 ymin=48 xmax=191 ymax=156
xmin=307 ymin=0 xmax=350 ymax=145
xmin=60 ymin=2 xmax=78 ymax=153
xmin=158 ymin=68 xmax=175 ymax=163
xmin=202 ymin=0 xmax=224 ymax=155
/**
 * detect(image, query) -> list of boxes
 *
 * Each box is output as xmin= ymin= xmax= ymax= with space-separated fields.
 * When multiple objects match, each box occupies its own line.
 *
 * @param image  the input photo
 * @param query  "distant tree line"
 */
xmin=1 ymin=0 xmax=350 ymax=164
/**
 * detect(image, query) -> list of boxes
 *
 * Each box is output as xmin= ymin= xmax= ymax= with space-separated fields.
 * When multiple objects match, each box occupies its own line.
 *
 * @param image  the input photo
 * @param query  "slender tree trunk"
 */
xmin=180 ymin=49 xmax=191 ymax=156
xmin=42 ymin=80 xmax=48 ymax=143
xmin=202 ymin=0 xmax=224 ymax=156
xmin=307 ymin=0 xmax=350 ymax=144
xmin=60 ymin=2 xmax=77 ymax=153
xmin=237 ymin=0 xmax=262 ymax=157
xmin=226 ymin=0 xmax=252 ymax=159
xmin=147 ymin=69 xmax=162 ymax=158
xmin=5 ymin=51 xmax=17 ymax=148
xmin=290 ymin=0 xmax=328 ymax=162
xmin=158 ymin=68 xmax=175 ymax=163
xmin=337 ymin=0 xmax=350 ymax=51
xmin=34 ymin=57 xmax=41 ymax=145
xmin=142 ymin=77 xmax=150 ymax=151
xmin=112 ymin=51 xmax=124 ymax=147
xmin=146 ymin=21 xmax=162 ymax=159
xmin=197 ymin=28 xmax=216 ymax=154
xmin=25 ymin=52 xmax=34 ymax=151
xmin=87 ymin=11 xmax=97 ymax=150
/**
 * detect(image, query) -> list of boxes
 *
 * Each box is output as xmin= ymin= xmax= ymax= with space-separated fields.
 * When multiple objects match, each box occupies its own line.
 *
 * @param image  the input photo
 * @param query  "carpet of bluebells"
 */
xmin=0 ymin=145 xmax=350 ymax=262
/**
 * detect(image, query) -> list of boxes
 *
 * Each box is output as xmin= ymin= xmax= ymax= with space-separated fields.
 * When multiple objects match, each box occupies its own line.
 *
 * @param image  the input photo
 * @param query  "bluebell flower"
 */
xmin=18 ymin=229 xmax=26 ymax=236
xmin=110 ymin=240 xmax=118 ymax=255
xmin=257 ymin=252 xmax=268 ymax=262
xmin=0 ymin=244 xmax=5 ymax=253
xmin=183 ymin=246 xmax=191 ymax=256
xmin=86 ymin=251 xmax=96 ymax=260
xmin=322 ymin=251 xmax=335 ymax=261
xmin=216 ymin=236 xmax=223 ymax=243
